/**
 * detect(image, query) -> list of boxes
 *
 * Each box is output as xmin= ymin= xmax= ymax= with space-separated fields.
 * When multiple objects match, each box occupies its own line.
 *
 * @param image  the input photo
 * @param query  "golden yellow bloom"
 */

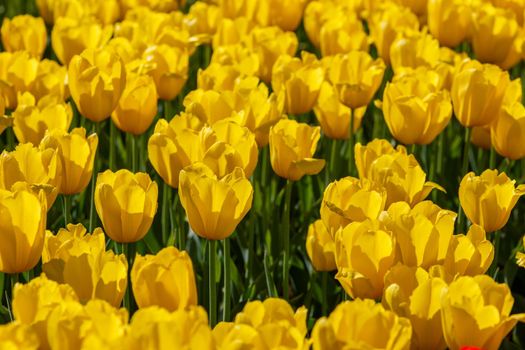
xmin=451 ymin=59 xmax=510 ymax=127
xmin=0 ymin=51 xmax=39 ymax=109
xmin=112 ymin=73 xmax=158 ymax=135
xmin=269 ymin=119 xmax=325 ymax=181
xmin=179 ymin=163 xmax=253 ymax=240
xmin=312 ymin=299 xmax=412 ymax=350
xmin=272 ymin=52 xmax=324 ymax=115
xmin=86 ymin=0 xmax=121 ymax=25
xmin=258 ymin=0 xmax=307 ymax=31
xmin=319 ymin=14 xmax=368 ymax=57
xmin=306 ymin=220 xmax=336 ymax=272
xmin=197 ymin=63 xmax=243 ymax=91
xmin=335 ymin=220 xmax=396 ymax=299
xmin=355 ymin=138 xmax=405 ymax=178
xmin=459 ymin=169 xmax=525 ymax=232
xmin=31 ymin=59 xmax=69 ymax=101
xmin=383 ymin=265 xmax=448 ymax=350
xmin=303 ymin=0 xmax=339 ymax=49
xmin=51 ymin=17 xmax=113 ymax=65
xmin=40 ymin=128 xmax=98 ymax=195
xmin=12 ymin=93 xmax=72 ymax=146
xmin=0 ymin=143 xmax=61 ymax=208
xmin=218 ymin=0 xmax=259 ymax=22
xmin=441 ymin=275 xmax=525 ymax=350
xmin=427 ymin=0 xmax=471 ymax=48
xmin=36 ymin=0 xmax=87 ymax=24
xmin=95 ymin=169 xmax=158 ymax=243
xmin=390 ymin=30 xmax=441 ymax=74
xmin=212 ymin=17 xmax=255 ymax=47
xmin=491 ymin=101 xmax=525 ymax=159
xmin=328 ymin=52 xmax=385 ymax=109
xmin=42 ymin=224 xmax=128 ymax=307
xmin=471 ymin=126 xmax=492 ymax=150
xmin=382 ymin=73 xmax=452 ymax=145
xmin=131 ymin=246 xmax=198 ymax=311
xmin=0 ymin=323 xmax=39 ymax=349
xmin=184 ymin=2 xmax=222 ymax=37
xmin=0 ymin=96 xmax=11 ymax=136
xmin=1 ymin=15 xmax=47 ymax=58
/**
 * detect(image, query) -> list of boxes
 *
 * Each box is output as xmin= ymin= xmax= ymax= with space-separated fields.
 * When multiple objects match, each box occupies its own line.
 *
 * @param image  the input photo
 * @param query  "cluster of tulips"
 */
xmin=1 ymin=0 xmax=525 ymax=349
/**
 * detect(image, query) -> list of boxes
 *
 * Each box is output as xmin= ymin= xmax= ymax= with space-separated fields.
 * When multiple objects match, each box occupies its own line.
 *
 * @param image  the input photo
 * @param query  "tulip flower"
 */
xmin=12 ymin=93 xmax=72 ymax=146
xmin=68 ymin=48 xmax=126 ymax=123
xmin=312 ymin=299 xmax=412 ymax=349
xmin=30 ymin=59 xmax=69 ymax=102
xmin=355 ymin=138 xmax=407 ymax=178
xmin=184 ymin=2 xmax=222 ymax=37
xmin=491 ymin=101 xmax=525 ymax=159
xmin=0 ymin=323 xmax=39 ymax=349
xmin=0 ymin=51 xmax=39 ymax=109
xmin=212 ymin=17 xmax=255 ymax=47
xmin=334 ymin=220 xmax=396 ymax=299
xmin=0 ymin=97 xmax=11 ymax=135
xmin=111 ymin=73 xmax=158 ymax=135
xmin=459 ymin=169 xmax=525 ymax=232
xmin=36 ymin=0 xmax=86 ymax=24
xmin=319 ymin=14 xmax=368 ymax=57
xmin=1 ymin=15 xmax=47 ymax=58
xmin=390 ymin=30 xmax=441 ymax=74
xmin=42 ymin=224 xmax=128 ymax=307
xmin=131 ymin=246 xmax=198 ymax=311
xmin=95 ymin=169 xmax=158 ymax=243
xmin=306 ymin=220 xmax=336 ymax=272
xmin=441 ymin=275 xmax=525 ymax=350
xmin=197 ymin=63 xmax=244 ymax=91
xmin=427 ymin=0 xmax=471 ymax=48
xmin=471 ymin=126 xmax=492 ymax=150
xmin=271 ymin=52 xmax=324 ymax=115
xmin=303 ymin=0 xmax=340 ymax=49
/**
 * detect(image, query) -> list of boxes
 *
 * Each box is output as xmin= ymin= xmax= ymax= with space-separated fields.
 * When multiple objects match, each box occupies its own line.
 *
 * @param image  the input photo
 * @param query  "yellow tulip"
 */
xmin=320 ymin=177 xmax=386 ymax=236
xmin=36 ymin=0 xmax=87 ymax=24
xmin=355 ymin=138 xmax=406 ymax=178
xmin=306 ymin=220 xmax=336 ymax=272
xmin=86 ymin=0 xmax=121 ymax=25
xmin=393 ymin=0 xmax=427 ymax=16
xmin=0 ymin=51 xmax=39 ymax=109
xmin=0 ymin=143 xmax=61 ymax=208
xmin=303 ymin=0 xmax=339 ymax=49
xmin=179 ymin=163 xmax=253 ymax=240
xmin=491 ymin=101 xmax=525 ymax=159
xmin=272 ymin=52 xmax=324 ymax=115
xmin=390 ymin=30 xmax=441 ymax=74
xmin=111 ymin=73 xmax=158 ymax=135
xmin=212 ymin=17 xmax=256 ymax=48
xmin=68 ymin=48 xmax=126 ymax=122
xmin=51 ymin=16 xmax=113 ymax=65
xmin=95 ymin=169 xmax=158 ymax=243
xmin=312 ymin=299 xmax=412 ymax=350
xmin=471 ymin=126 xmax=492 ymax=150
xmin=31 ymin=59 xmax=69 ymax=102
xmin=0 ymin=323 xmax=39 ymax=349
xmin=328 ymin=52 xmax=385 ymax=109
xmin=319 ymin=14 xmax=369 ymax=57
xmin=184 ymin=2 xmax=222 ymax=37
xmin=0 ymin=97 xmax=11 ymax=135
xmin=218 ymin=0 xmax=259 ymax=22
xmin=12 ymin=93 xmax=72 ymax=146
xmin=183 ymin=88 xmax=235 ymax=125
xmin=427 ymin=0 xmax=471 ymax=48
xmin=269 ymin=119 xmax=325 ymax=181
xmin=259 ymin=0 xmax=307 ymax=31
xmin=197 ymin=63 xmax=244 ymax=91
xmin=213 ymin=322 xmax=266 ymax=350
xmin=382 ymin=73 xmax=452 ymax=145
xmin=131 ymin=246 xmax=198 ymax=311
xmin=335 ymin=220 xmax=396 ymax=299
xmin=459 ymin=169 xmax=525 ymax=232
xmin=441 ymin=275 xmax=525 ymax=350
xmin=40 ymin=128 xmax=98 ymax=195
xmin=451 ymin=59 xmax=510 ymax=127
xmin=383 ymin=265 xmax=448 ymax=350
xmin=1 ymin=15 xmax=47 ymax=58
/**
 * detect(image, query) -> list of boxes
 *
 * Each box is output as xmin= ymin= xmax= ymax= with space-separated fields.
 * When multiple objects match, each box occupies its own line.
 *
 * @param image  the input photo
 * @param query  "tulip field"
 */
xmin=2 ymin=0 xmax=525 ymax=348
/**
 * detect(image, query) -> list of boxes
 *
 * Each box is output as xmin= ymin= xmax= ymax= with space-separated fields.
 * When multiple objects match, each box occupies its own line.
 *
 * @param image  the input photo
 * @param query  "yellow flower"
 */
xmin=491 ymin=101 xmax=525 ymax=160
xmin=383 ymin=265 xmax=448 ymax=350
xmin=516 ymin=235 xmax=525 ymax=268
xmin=355 ymin=138 xmax=405 ymax=178
xmin=306 ymin=220 xmax=336 ymax=272
xmin=12 ymin=92 xmax=72 ymax=146
xmin=197 ymin=62 xmax=243 ymax=91
xmin=30 ymin=59 xmax=69 ymax=101
xmin=131 ymin=246 xmax=198 ymax=311
xmin=212 ymin=17 xmax=256 ymax=47
xmin=259 ymin=0 xmax=307 ymax=31
xmin=0 ymin=95 xmax=10 ymax=135
xmin=218 ymin=0 xmax=259 ymax=23
xmin=95 ymin=169 xmax=158 ymax=243
xmin=471 ymin=126 xmax=492 ymax=150
xmin=441 ymin=275 xmax=525 ymax=350
xmin=328 ymin=52 xmax=385 ymax=109
xmin=0 ymin=323 xmax=39 ymax=350
xmin=427 ymin=0 xmax=471 ymax=48
xmin=1 ymin=15 xmax=47 ymax=58
xmin=312 ymin=299 xmax=412 ymax=350
xmin=269 ymin=119 xmax=325 ymax=181
xmin=0 ymin=51 xmax=39 ymax=109
xmin=390 ymin=30 xmax=441 ymax=74
xmin=36 ymin=0 xmax=87 ymax=24
xmin=319 ymin=14 xmax=368 ymax=57
xmin=459 ymin=169 xmax=525 ymax=232
xmin=303 ymin=0 xmax=338 ymax=49
xmin=179 ymin=163 xmax=253 ymax=240
xmin=184 ymin=1 xmax=222 ymax=37
xmin=68 ymin=48 xmax=126 ymax=123
xmin=40 ymin=128 xmax=98 ymax=195
xmin=335 ymin=220 xmax=396 ymax=299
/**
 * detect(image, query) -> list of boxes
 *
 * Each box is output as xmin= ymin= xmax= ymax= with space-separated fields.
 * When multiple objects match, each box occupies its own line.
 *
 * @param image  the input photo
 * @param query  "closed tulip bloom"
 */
xmin=179 ymin=163 xmax=253 ymax=240
xmin=112 ymin=73 xmax=158 ymax=135
xmin=36 ymin=0 xmax=86 ymax=24
xmin=328 ymin=52 xmax=385 ymax=109
xmin=459 ymin=169 xmax=525 ymax=232
xmin=261 ymin=0 xmax=307 ymax=31
xmin=441 ymin=275 xmax=525 ymax=350
xmin=452 ymin=59 xmax=510 ymax=127
xmin=335 ymin=220 xmax=396 ymax=299
xmin=68 ymin=48 xmax=126 ymax=122
xmin=427 ymin=0 xmax=471 ymax=48
xmin=40 ymin=128 xmax=98 ymax=195
xmin=390 ymin=30 xmax=441 ymax=74
xmin=269 ymin=119 xmax=325 ymax=181
xmin=312 ymin=299 xmax=412 ymax=350
xmin=1 ymin=15 xmax=47 ymax=58
xmin=382 ymin=74 xmax=452 ymax=145
xmin=0 ymin=187 xmax=46 ymax=273
xmin=306 ymin=220 xmax=336 ymax=272
xmin=272 ymin=52 xmax=324 ymax=115
xmin=491 ymin=101 xmax=525 ymax=159
xmin=0 ymin=323 xmax=39 ymax=349
xmin=12 ymin=93 xmax=73 ymax=145
xmin=319 ymin=14 xmax=369 ymax=57
xmin=31 ymin=59 xmax=69 ymax=102
xmin=95 ymin=169 xmax=158 ymax=243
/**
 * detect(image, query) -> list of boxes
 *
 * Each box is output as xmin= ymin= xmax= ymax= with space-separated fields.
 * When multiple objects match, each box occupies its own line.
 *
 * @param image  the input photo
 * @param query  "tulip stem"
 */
xmin=9 ymin=273 xmax=18 ymax=296
xmin=89 ymin=123 xmax=100 ymax=233
xmin=63 ymin=195 xmax=71 ymax=226
xmin=458 ymin=127 xmax=472 ymax=232
xmin=131 ymin=136 xmax=137 ymax=172
xmin=347 ymin=109 xmax=355 ymax=175
xmin=321 ymin=271 xmax=328 ymax=315
xmin=209 ymin=239 xmax=217 ymax=327
xmin=489 ymin=146 xmax=497 ymax=169
xmin=6 ymin=128 xmax=14 ymax=151
xmin=282 ymin=180 xmax=293 ymax=300
xmin=123 ymin=243 xmax=136 ymax=313
xmin=161 ymin=183 xmax=171 ymax=245
xmin=223 ymin=238 xmax=231 ymax=322
xmin=329 ymin=138 xmax=338 ymax=181
xmin=109 ymin=121 xmax=116 ymax=171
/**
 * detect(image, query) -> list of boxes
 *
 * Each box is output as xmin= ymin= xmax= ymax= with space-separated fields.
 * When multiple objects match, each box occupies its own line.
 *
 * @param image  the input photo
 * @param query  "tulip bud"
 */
xmin=1 ymin=15 xmax=47 ymax=59
xmin=427 ymin=0 xmax=471 ymax=48
xmin=319 ymin=14 xmax=368 ymax=57
xmin=306 ymin=220 xmax=336 ymax=272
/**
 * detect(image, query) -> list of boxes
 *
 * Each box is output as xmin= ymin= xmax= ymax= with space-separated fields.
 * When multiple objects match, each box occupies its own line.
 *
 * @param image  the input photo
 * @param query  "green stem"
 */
xmin=89 ymin=123 xmax=100 ymax=233
xmin=123 ymin=243 xmax=136 ymax=313
xmin=164 ymin=100 xmax=171 ymax=120
xmin=282 ymin=180 xmax=293 ymax=300
xmin=161 ymin=183 xmax=171 ymax=245
xmin=9 ymin=273 xmax=18 ymax=295
xmin=436 ymin=132 xmax=444 ymax=175
xmin=208 ymin=239 xmax=217 ymax=327
xmin=223 ymin=238 xmax=231 ymax=322
xmin=6 ymin=127 xmax=14 ymax=151
xmin=489 ymin=146 xmax=497 ymax=169
xmin=410 ymin=144 xmax=416 ymax=155
xmin=329 ymin=138 xmax=338 ymax=182
xmin=109 ymin=121 xmax=116 ymax=171
xmin=457 ymin=127 xmax=472 ymax=233
xmin=321 ymin=271 xmax=328 ymax=315
xmin=347 ymin=109 xmax=355 ymax=175
xmin=131 ymin=136 xmax=137 ymax=172
xmin=63 ymin=195 xmax=71 ymax=226
xmin=174 ymin=192 xmax=185 ymax=249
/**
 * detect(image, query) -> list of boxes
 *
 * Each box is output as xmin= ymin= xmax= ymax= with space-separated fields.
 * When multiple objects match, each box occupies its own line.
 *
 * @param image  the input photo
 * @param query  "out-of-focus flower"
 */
xmin=319 ymin=14 xmax=368 ymax=57
xmin=459 ymin=169 xmax=525 ymax=232
xmin=393 ymin=0 xmax=427 ymax=17
xmin=212 ymin=17 xmax=255 ymax=48
xmin=516 ymin=235 xmax=525 ymax=268
xmin=303 ymin=0 xmax=339 ymax=49
xmin=184 ymin=2 xmax=222 ymax=37
xmin=197 ymin=63 xmax=243 ymax=91
xmin=30 ymin=59 xmax=68 ymax=101
xmin=306 ymin=220 xmax=336 ymax=271
xmin=120 ymin=0 xmax=183 ymax=14
xmin=179 ymin=163 xmax=253 ymax=240
xmin=427 ymin=0 xmax=471 ymax=48
xmin=269 ymin=119 xmax=325 ymax=181
xmin=491 ymin=101 xmax=525 ymax=159
xmin=471 ymin=126 xmax=492 ymax=150
xmin=312 ymin=299 xmax=412 ymax=349
xmin=36 ymin=0 xmax=87 ymax=24
xmin=441 ymin=275 xmax=525 ymax=350
xmin=0 ymin=323 xmax=39 ymax=349
xmin=95 ymin=169 xmax=158 ymax=243
xmin=218 ymin=0 xmax=259 ymax=22
xmin=390 ymin=30 xmax=441 ymax=74
xmin=258 ymin=0 xmax=307 ymax=31
xmin=354 ymin=138 xmax=405 ymax=178
xmin=1 ymin=15 xmax=47 ymax=58
xmin=0 ymin=51 xmax=39 ymax=109
xmin=131 ymin=246 xmax=198 ymax=311
xmin=86 ymin=0 xmax=120 ymax=25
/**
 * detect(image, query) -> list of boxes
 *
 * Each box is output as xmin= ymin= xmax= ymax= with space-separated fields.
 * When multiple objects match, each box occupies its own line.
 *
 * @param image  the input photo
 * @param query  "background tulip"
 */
xmin=306 ymin=220 xmax=336 ymax=272
xmin=1 ymin=15 xmax=47 ymax=58
xmin=0 ymin=323 xmax=39 ymax=349
xmin=491 ymin=101 xmax=525 ymax=159
xmin=427 ymin=0 xmax=471 ymax=48
xmin=319 ymin=14 xmax=368 ymax=57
